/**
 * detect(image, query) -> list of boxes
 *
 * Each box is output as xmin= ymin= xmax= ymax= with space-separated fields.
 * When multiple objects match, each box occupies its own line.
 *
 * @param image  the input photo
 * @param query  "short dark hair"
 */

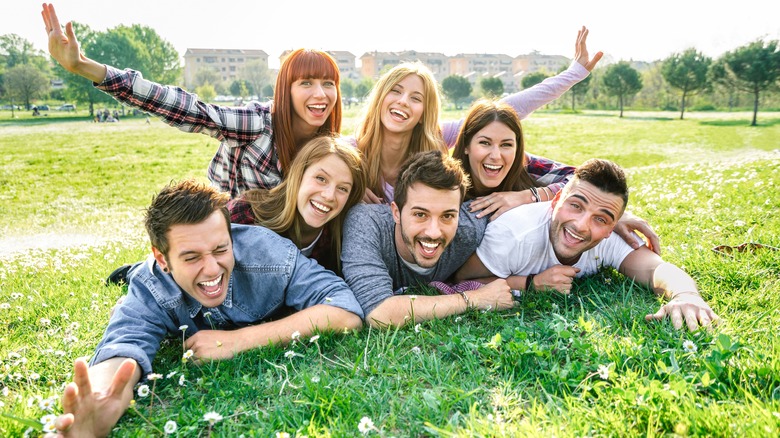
xmin=145 ymin=180 xmax=231 ymax=256
xmin=393 ymin=150 xmax=470 ymax=211
xmin=573 ymin=159 xmax=629 ymax=209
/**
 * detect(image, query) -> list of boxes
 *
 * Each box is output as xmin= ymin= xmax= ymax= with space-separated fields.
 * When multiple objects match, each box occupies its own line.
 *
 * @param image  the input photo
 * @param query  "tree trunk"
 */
xmin=571 ymin=92 xmax=576 ymax=111
xmin=680 ymin=91 xmax=687 ymax=120
xmin=751 ymin=90 xmax=759 ymax=126
xmin=619 ymin=94 xmax=624 ymax=118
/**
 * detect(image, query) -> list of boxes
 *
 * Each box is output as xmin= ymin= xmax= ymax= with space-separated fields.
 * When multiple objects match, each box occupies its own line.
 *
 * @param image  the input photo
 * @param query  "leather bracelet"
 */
xmin=525 ymin=274 xmax=536 ymax=292
xmin=529 ymin=187 xmax=540 ymax=202
xmin=458 ymin=291 xmax=470 ymax=308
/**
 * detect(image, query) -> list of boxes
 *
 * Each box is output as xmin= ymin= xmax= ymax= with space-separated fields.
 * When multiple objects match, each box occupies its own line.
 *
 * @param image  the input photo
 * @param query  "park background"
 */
xmin=2 ymin=1 xmax=780 ymax=436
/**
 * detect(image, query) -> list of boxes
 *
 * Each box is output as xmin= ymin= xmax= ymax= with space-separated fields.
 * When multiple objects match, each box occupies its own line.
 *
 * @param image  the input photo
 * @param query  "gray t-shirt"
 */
xmin=341 ymin=202 xmax=487 ymax=316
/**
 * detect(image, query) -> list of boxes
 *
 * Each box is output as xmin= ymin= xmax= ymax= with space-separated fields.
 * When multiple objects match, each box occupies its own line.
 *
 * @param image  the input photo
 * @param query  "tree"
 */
xmin=662 ymin=49 xmax=712 ymax=119
xmin=441 ymin=75 xmax=472 ymax=109
xmin=565 ymin=65 xmax=592 ymax=111
xmin=229 ymin=79 xmax=252 ymax=98
xmin=340 ymin=78 xmax=355 ymax=107
xmin=0 ymin=34 xmax=49 ymax=69
xmin=195 ymin=83 xmax=216 ymax=103
xmin=521 ymin=72 xmax=548 ymax=89
xmin=601 ymin=62 xmax=643 ymax=117
xmin=239 ymin=58 xmax=270 ymax=99
xmin=355 ymin=77 xmax=374 ymax=101
xmin=51 ymin=22 xmax=114 ymax=116
xmin=118 ymin=25 xmax=180 ymax=86
xmin=4 ymin=64 xmax=50 ymax=110
xmin=709 ymin=39 xmax=780 ymax=126
xmin=480 ymin=77 xmax=504 ymax=98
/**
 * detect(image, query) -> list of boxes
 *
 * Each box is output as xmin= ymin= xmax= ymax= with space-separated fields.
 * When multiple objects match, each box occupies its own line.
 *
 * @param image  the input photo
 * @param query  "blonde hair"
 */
xmin=242 ymin=136 xmax=365 ymax=270
xmin=355 ymin=62 xmax=446 ymax=197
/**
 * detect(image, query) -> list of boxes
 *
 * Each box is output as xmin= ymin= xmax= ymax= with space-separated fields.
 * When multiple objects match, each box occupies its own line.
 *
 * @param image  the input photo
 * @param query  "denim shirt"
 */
xmin=90 ymin=224 xmax=363 ymax=377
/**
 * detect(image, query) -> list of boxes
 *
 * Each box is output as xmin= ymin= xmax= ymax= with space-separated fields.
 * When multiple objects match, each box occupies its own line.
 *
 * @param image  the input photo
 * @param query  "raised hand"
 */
xmin=41 ymin=3 xmax=106 ymax=82
xmin=574 ymin=26 xmax=603 ymax=72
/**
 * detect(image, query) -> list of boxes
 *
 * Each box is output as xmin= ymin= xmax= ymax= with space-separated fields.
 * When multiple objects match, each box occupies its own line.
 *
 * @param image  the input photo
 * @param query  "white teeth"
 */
xmin=311 ymin=200 xmax=331 ymax=213
xmin=483 ymin=164 xmax=502 ymax=170
xmin=309 ymin=104 xmax=326 ymax=109
xmin=390 ymin=109 xmax=408 ymax=119
xmin=565 ymin=228 xmax=584 ymax=241
xmin=420 ymin=241 xmax=439 ymax=249
xmin=199 ymin=274 xmax=222 ymax=287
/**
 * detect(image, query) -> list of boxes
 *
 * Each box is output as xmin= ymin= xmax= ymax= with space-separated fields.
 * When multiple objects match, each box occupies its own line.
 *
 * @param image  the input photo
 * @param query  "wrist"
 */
xmin=458 ymin=291 xmax=471 ymax=310
xmin=525 ymin=274 xmax=536 ymax=292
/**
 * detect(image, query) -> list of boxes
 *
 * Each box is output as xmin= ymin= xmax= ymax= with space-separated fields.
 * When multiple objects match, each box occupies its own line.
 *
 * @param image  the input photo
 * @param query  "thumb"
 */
xmin=645 ymin=307 xmax=668 ymax=322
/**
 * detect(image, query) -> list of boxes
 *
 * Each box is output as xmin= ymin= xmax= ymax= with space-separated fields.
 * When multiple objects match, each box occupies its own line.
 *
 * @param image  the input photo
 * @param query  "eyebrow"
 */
xmin=571 ymin=194 xmax=616 ymax=221
xmin=315 ymin=166 xmax=353 ymax=186
xmin=411 ymin=206 xmax=458 ymax=215
xmin=178 ymin=243 xmax=230 ymax=258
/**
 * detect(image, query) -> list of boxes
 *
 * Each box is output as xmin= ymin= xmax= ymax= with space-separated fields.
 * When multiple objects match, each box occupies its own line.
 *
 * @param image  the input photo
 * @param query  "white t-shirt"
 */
xmin=476 ymin=202 xmax=639 ymax=278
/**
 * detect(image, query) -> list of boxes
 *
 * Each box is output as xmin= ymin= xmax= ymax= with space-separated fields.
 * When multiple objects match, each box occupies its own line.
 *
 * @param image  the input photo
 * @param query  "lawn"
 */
xmin=1 ymin=109 xmax=779 ymax=437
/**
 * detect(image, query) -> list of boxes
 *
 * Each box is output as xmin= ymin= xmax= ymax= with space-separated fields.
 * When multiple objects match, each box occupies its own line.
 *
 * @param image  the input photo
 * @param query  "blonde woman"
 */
xmin=229 ymin=135 xmax=366 ymax=274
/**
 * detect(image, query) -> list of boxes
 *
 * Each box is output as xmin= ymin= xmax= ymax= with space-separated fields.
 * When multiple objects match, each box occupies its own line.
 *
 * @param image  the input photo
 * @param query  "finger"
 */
xmin=648 ymin=233 xmax=662 ymax=255
xmin=54 ymin=413 xmax=75 ymax=433
xmin=72 ymin=358 xmax=93 ymax=396
xmin=683 ymin=307 xmax=699 ymax=331
xmin=60 ymin=382 xmax=80 ymax=416
xmin=669 ymin=306 xmax=684 ymax=330
xmin=107 ymin=359 xmax=137 ymax=398
xmin=41 ymin=6 xmax=51 ymax=32
xmin=586 ymin=51 xmax=603 ymax=71
xmin=48 ymin=3 xmax=62 ymax=31
xmin=476 ymin=203 xmax=498 ymax=219
xmin=645 ymin=306 xmax=667 ymax=323
xmin=698 ymin=310 xmax=711 ymax=329
xmin=489 ymin=206 xmax=510 ymax=221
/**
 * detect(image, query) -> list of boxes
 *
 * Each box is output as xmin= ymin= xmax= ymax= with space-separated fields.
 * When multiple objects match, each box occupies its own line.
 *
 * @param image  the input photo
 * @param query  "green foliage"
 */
xmin=4 ymin=64 xmax=50 ymax=109
xmin=1 ymin=111 xmax=779 ymax=435
xmin=194 ymin=83 xmax=216 ymax=103
xmin=602 ymin=62 xmax=644 ymax=117
xmin=709 ymin=39 xmax=780 ymax=126
xmin=521 ymin=71 xmax=548 ymax=89
xmin=441 ymin=75 xmax=472 ymax=109
xmin=229 ymin=79 xmax=252 ymax=98
xmin=238 ymin=58 xmax=270 ymax=99
xmin=662 ymin=49 xmax=712 ymax=119
xmin=480 ymin=77 xmax=503 ymax=98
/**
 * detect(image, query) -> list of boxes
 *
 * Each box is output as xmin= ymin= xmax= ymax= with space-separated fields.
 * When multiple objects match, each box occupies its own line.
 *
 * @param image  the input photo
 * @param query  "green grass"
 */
xmin=1 ymin=109 xmax=779 ymax=437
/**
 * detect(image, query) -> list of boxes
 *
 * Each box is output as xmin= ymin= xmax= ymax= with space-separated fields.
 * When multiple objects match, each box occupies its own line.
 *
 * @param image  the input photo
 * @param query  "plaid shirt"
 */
xmin=98 ymin=66 xmax=279 ymax=197
xmin=525 ymin=152 xmax=575 ymax=194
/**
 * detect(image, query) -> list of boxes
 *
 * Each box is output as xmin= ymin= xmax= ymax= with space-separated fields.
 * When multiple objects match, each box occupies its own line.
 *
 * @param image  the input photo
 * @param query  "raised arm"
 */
xmin=52 ymin=357 xmax=141 ymax=437
xmin=442 ymin=26 xmax=604 ymax=147
xmin=619 ymin=247 xmax=718 ymax=331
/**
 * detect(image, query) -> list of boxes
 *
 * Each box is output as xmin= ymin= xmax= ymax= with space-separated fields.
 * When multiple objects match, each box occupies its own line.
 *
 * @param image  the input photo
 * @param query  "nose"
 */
xmin=202 ymin=254 xmax=220 ymax=276
xmin=312 ymin=81 xmax=326 ymax=98
xmin=488 ymin=145 xmax=501 ymax=159
xmin=321 ymin=184 xmax=336 ymax=201
xmin=424 ymin=219 xmax=443 ymax=240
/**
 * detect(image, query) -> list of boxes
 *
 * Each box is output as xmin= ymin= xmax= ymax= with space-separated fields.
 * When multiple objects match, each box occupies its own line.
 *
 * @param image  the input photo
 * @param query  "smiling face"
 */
xmin=380 ymin=74 xmax=425 ymax=135
xmin=549 ymin=180 xmax=625 ymax=265
xmin=290 ymin=77 xmax=337 ymax=135
xmin=392 ymin=183 xmax=460 ymax=268
xmin=296 ymin=153 xmax=354 ymax=230
xmin=465 ymin=121 xmax=517 ymax=194
xmin=153 ymin=211 xmax=235 ymax=308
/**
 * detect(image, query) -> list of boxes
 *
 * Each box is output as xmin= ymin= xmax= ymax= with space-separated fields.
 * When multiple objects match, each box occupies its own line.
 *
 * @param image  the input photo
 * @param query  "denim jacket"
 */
xmin=90 ymin=224 xmax=363 ymax=377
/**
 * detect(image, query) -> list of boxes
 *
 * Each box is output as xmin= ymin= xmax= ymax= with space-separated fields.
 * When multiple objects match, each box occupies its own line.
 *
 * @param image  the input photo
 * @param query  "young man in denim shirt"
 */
xmin=52 ymin=180 xmax=363 ymax=437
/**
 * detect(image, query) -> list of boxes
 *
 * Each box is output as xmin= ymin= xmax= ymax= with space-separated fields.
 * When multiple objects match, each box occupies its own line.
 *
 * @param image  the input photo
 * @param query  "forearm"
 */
xmin=70 ymin=55 xmax=108 ymax=83
xmin=366 ymin=294 xmax=467 ymax=328
xmin=501 ymin=63 xmax=588 ymax=119
xmin=236 ymin=305 xmax=362 ymax=350
xmin=653 ymin=262 xmax=699 ymax=300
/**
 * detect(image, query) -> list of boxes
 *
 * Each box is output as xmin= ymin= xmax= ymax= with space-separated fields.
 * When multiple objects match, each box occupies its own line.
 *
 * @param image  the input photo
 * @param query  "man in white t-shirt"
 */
xmin=456 ymin=158 xmax=718 ymax=331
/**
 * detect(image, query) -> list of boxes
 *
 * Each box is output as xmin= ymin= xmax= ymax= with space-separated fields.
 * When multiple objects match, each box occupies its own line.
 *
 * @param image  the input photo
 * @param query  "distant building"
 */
xmin=512 ymin=51 xmax=570 ymax=90
xmin=449 ymin=53 xmax=515 ymax=93
xmin=183 ymin=48 xmax=268 ymax=90
xmin=359 ymin=50 xmax=450 ymax=81
xmin=279 ymin=50 xmax=359 ymax=80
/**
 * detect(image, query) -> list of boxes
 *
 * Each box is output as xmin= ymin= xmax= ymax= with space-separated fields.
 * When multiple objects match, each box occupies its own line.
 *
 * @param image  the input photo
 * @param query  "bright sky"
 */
xmin=5 ymin=0 xmax=780 ymax=69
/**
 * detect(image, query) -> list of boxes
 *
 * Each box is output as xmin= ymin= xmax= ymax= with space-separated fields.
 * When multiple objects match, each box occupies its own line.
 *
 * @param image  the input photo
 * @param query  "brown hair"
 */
xmin=273 ymin=49 xmax=342 ymax=173
xmin=451 ymin=99 xmax=539 ymax=199
xmin=145 ymin=180 xmax=230 ymax=256
xmin=393 ymin=150 xmax=470 ymax=211
xmin=572 ymin=158 xmax=629 ymax=210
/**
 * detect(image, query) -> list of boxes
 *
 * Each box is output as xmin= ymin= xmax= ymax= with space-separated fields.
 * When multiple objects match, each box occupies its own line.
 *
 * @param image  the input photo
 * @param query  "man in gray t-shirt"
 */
xmin=341 ymin=151 xmax=516 ymax=327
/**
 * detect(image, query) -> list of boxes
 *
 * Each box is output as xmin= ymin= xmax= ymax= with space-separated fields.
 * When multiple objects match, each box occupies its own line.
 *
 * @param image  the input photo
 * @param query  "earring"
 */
xmin=162 ymin=267 xmax=169 ymax=273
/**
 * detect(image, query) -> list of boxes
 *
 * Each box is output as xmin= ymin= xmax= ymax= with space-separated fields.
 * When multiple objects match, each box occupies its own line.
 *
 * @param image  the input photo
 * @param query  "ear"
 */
xmin=152 ymin=247 xmax=169 ymax=272
xmin=391 ymin=201 xmax=401 ymax=225
xmin=550 ymin=189 xmax=563 ymax=209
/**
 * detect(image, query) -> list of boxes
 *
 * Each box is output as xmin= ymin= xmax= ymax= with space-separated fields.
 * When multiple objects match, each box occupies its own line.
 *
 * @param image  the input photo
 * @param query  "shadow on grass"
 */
xmin=699 ymin=118 xmax=780 ymax=127
xmin=0 ymin=115 xmax=94 ymax=126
